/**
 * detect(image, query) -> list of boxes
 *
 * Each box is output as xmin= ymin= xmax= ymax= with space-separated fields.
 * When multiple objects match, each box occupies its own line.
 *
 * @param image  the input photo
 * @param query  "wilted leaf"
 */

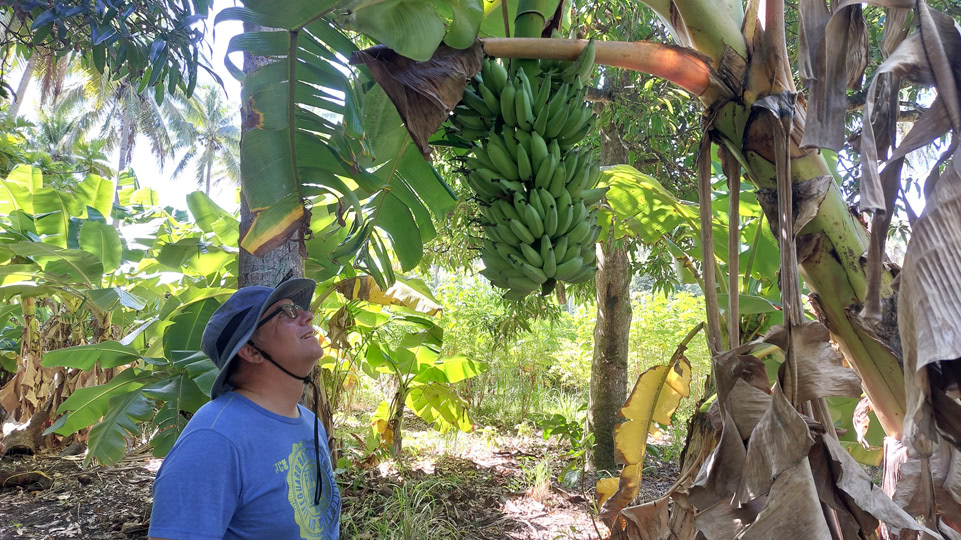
xmin=598 ymin=356 xmax=692 ymax=521
xmin=764 ymin=321 xmax=862 ymax=403
xmin=738 ymin=459 xmax=831 ymax=539
xmin=735 ymin=382 xmax=814 ymax=504
xmin=335 ymin=275 xmax=442 ymax=316
xmin=616 ymin=496 xmax=672 ymax=540
xmin=350 ymin=41 xmax=484 ymax=158
xmin=853 ymin=396 xmax=873 ymax=447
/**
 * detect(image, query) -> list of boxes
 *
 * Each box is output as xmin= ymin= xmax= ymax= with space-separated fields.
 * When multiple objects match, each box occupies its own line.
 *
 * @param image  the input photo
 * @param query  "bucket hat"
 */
xmin=201 ymin=278 xmax=316 ymax=399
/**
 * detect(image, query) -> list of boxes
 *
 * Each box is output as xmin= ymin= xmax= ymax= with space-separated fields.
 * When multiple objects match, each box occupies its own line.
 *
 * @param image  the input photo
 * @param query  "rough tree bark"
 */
xmin=588 ymin=108 xmax=632 ymax=472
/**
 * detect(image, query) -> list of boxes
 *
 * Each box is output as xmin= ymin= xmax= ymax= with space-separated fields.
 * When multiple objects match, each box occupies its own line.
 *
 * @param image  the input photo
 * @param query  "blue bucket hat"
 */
xmin=201 ymin=278 xmax=316 ymax=399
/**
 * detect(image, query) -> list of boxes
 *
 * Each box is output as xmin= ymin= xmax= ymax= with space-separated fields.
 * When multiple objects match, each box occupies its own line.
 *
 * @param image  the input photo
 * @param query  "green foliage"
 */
xmin=2 ymin=1 xmax=212 ymax=101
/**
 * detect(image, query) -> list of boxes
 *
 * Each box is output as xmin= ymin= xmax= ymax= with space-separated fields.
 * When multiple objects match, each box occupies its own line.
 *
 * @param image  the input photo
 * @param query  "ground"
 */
xmin=0 ymin=422 xmax=679 ymax=539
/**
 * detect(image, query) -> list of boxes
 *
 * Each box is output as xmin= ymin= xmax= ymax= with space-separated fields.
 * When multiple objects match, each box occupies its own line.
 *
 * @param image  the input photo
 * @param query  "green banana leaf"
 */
xmin=42 ymin=341 xmax=143 ymax=370
xmin=216 ymin=5 xmax=457 ymax=283
xmin=86 ymin=388 xmax=153 ymax=465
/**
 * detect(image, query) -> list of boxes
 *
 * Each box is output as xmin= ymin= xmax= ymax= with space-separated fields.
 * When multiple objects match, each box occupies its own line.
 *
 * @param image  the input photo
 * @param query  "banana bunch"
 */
xmin=450 ymin=41 xmax=606 ymax=300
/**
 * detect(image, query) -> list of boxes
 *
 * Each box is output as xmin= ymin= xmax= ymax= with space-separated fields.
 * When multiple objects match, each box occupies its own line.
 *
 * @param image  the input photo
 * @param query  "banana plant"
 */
xmin=213 ymin=1 xmax=488 ymax=285
xmin=322 ymin=273 xmax=487 ymax=456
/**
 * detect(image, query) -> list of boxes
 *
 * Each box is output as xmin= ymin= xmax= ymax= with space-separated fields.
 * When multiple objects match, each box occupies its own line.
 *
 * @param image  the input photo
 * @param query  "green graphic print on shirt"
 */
xmin=283 ymin=440 xmax=340 ymax=538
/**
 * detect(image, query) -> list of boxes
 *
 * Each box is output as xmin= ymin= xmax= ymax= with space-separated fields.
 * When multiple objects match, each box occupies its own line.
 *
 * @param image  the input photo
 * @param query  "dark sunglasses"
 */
xmin=256 ymin=303 xmax=303 ymax=328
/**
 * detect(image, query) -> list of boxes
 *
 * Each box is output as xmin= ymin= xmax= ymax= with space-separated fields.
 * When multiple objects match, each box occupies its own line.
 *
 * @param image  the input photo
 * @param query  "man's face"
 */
xmin=253 ymin=298 xmax=325 ymax=366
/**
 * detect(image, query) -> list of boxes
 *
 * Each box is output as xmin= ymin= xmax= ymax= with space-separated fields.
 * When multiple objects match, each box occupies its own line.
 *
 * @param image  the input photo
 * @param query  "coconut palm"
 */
xmin=164 ymin=84 xmax=240 ymax=195
xmin=86 ymin=72 xmax=174 ymax=204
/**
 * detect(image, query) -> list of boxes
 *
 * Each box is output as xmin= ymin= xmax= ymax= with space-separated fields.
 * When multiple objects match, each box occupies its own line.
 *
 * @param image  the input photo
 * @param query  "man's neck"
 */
xmin=234 ymin=377 xmax=303 ymax=418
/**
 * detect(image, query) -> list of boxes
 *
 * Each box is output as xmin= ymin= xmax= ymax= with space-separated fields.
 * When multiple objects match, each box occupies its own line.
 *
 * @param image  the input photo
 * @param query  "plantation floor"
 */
xmin=0 ymin=426 xmax=679 ymax=539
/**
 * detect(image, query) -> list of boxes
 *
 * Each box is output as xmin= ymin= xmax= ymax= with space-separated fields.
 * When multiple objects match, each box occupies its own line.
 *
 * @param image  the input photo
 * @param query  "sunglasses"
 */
xmin=256 ymin=303 xmax=304 ymax=328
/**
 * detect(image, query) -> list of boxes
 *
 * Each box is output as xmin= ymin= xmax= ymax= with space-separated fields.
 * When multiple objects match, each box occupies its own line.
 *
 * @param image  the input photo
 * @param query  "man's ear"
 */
xmin=236 ymin=342 xmax=264 ymax=364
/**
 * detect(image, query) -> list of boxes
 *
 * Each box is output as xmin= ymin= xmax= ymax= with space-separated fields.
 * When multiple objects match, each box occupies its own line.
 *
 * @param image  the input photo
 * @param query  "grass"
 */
xmin=341 ymin=476 xmax=460 ymax=539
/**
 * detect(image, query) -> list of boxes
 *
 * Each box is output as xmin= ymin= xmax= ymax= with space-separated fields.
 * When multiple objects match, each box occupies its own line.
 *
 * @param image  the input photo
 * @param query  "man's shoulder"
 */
xmin=181 ymin=393 xmax=255 ymax=436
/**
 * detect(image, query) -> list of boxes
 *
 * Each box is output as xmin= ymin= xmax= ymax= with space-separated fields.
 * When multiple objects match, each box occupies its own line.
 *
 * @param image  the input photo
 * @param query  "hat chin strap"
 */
xmin=247 ymin=341 xmax=325 ymax=506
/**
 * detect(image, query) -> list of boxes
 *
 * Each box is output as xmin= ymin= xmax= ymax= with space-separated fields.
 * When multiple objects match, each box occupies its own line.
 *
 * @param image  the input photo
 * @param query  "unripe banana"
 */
xmin=516 ymin=143 xmax=533 ymax=181
xmin=519 ymin=242 xmax=544 ymax=267
xmin=489 ymin=60 xmax=509 ymax=95
xmin=500 ymin=82 xmax=517 ymax=127
xmin=582 ymin=243 xmax=597 ymax=265
xmin=579 ymin=187 xmax=608 ymax=206
xmin=532 ymin=73 xmax=552 ymax=117
xmin=496 ymin=221 xmax=522 ymax=246
xmin=514 ymin=81 xmax=534 ymax=131
xmin=542 ymin=246 xmax=557 ymax=278
xmin=478 ymin=82 xmax=500 ymax=114
xmin=487 ymin=142 xmax=519 ymax=181
xmin=553 ymin=236 xmax=569 ymax=263
xmin=507 ymin=276 xmax=540 ymax=292
xmin=517 ymin=259 xmax=548 ymax=284
xmin=528 ymin=189 xmax=545 ymax=220
xmin=567 ymin=220 xmax=591 ymax=244
xmin=499 ymin=178 xmax=526 ymax=193
xmin=555 ymin=202 xmax=574 ymax=237
xmin=461 ymin=89 xmax=493 ymax=116
xmin=495 ymin=200 xmax=521 ymax=222
xmin=523 ymin=203 xmax=545 ymax=239
xmin=548 ymin=163 xmax=568 ymax=199
xmin=542 ymin=192 xmax=558 ymax=236
xmin=568 ymin=265 xmax=597 ymax=284
xmin=529 ymin=132 xmax=549 ymax=172
xmin=514 ymin=129 xmax=532 ymax=157
xmin=501 ymin=128 xmax=518 ymax=161
xmin=544 ymin=104 xmax=570 ymax=139
xmin=533 ymin=155 xmax=556 ymax=190
xmin=509 ymin=218 xmax=536 ymax=244
xmin=554 ymin=256 xmax=584 ymax=281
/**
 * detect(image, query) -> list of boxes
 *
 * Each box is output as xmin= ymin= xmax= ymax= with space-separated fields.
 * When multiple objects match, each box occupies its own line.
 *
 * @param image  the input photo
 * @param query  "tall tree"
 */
xmin=165 ymin=84 xmax=241 ymax=195
xmin=89 ymin=75 xmax=173 ymax=205
xmin=587 ymin=128 xmax=632 ymax=471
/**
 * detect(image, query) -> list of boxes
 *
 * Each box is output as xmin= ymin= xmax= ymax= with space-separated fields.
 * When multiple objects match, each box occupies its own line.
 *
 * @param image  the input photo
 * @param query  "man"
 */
xmin=148 ymin=278 xmax=341 ymax=540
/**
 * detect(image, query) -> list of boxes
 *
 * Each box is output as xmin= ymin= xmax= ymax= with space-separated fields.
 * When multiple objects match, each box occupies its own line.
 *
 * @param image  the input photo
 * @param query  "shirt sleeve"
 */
xmin=148 ymin=429 xmax=242 ymax=540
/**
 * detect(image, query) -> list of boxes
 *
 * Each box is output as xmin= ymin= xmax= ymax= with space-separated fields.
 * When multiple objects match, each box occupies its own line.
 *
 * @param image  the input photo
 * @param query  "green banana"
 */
xmin=553 ymin=236 xmax=569 ymax=263
xmin=499 ymin=178 xmax=526 ymax=193
xmin=519 ymin=242 xmax=544 ymax=267
xmin=489 ymin=60 xmax=509 ymax=95
xmin=470 ymin=146 xmax=498 ymax=172
xmin=516 ymin=143 xmax=533 ymax=181
xmin=567 ymin=265 xmax=597 ymax=284
xmin=494 ymin=240 xmax=524 ymax=261
xmin=495 ymin=200 xmax=521 ymax=222
xmin=567 ymin=164 xmax=591 ymax=198
xmin=528 ymin=189 xmax=545 ymax=220
xmin=514 ymin=80 xmax=534 ymax=130
xmin=554 ymin=256 xmax=584 ymax=281
xmin=544 ymin=104 xmax=570 ymax=139
xmin=541 ymin=191 xmax=558 ymax=236
xmin=582 ymin=242 xmax=597 ymax=265
xmin=567 ymin=220 xmax=591 ymax=244
xmin=542 ymin=246 xmax=557 ymax=278
xmin=518 ymin=260 xmax=548 ymax=284
xmin=568 ymin=201 xmax=587 ymax=233
xmin=556 ymin=190 xmax=573 ymax=218
xmin=483 ymin=225 xmax=503 ymax=244
xmin=558 ymin=121 xmax=593 ymax=150
xmin=564 ymin=150 xmax=583 ymax=183
xmin=529 ymin=132 xmax=549 ymax=172
xmin=533 ymin=155 xmax=556 ymax=189
xmin=501 ymin=128 xmax=518 ymax=160
xmin=496 ymin=221 xmax=522 ymax=245
xmin=579 ymin=187 xmax=608 ymax=206
xmin=482 ymin=252 xmax=515 ymax=274
xmin=532 ymin=73 xmax=552 ymax=117
xmin=461 ymin=89 xmax=493 ymax=116
xmin=549 ymin=139 xmax=561 ymax=162
xmin=456 ymin=113 xmax=487 ymax=131
xmin=514 ymin=129 xmax=532 ymax=157
xmin=516 ymin=69 xmax=534 ymax=101
xmin=559 ymin=104 xmax=591 ymax=140
xmin=509 ymin=218 xmax=536 ymax=244
xmin=555 ymin=202 xmax=574 ymax=237
xmin=487 ymin=142 xmax=519 ymax=181
xmin=523 ymin=203 xmax=545 ymax=238
xmin=478 ymin=82 xmax=500 ymax=113
xmin=500 ymin=82 xmax=517 ymax=127
xmin=532 ymin=103 xmax=550 ymax=136
xmin=560 ymin=39 xmax=595 ymax=84
xmin=548 ymin=163 xmax=568 ymax=199
xmin=507 ymin=276 xmax=540 ymax=292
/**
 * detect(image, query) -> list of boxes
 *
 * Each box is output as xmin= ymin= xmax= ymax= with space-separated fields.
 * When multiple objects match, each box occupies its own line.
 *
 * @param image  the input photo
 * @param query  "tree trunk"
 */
xmin=205 ymin=151 xmax=213 ymax=196
xmin=238 ymin=22 xmax=305 ymax=289
xmin=389 ymin=387 xmax=405 ymax=456
xmin=588 ymin=113 xmax=633 ymax=472
xmin=8 ymin=54 xmax=36 ymax=119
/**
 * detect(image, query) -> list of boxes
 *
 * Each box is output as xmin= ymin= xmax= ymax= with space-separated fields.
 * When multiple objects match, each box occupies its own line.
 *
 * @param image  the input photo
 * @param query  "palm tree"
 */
xmin=87 ymin=73 xmax=174 ymax=205
xmin=164 ymin=85 xmax=240 ymax=195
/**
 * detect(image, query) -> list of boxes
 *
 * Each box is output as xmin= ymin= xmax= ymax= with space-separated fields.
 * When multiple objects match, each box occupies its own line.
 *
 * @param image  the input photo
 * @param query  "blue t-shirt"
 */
xmin=148 ymin=392 xmax=340 ymax=540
